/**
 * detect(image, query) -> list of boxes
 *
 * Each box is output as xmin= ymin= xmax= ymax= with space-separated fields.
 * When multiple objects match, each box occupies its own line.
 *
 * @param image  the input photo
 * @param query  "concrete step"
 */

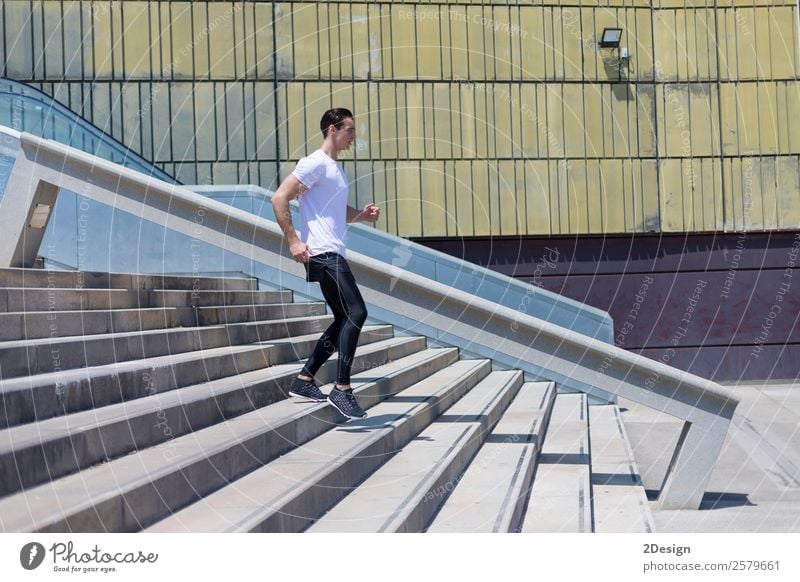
xmin=0 ymin=302 xmax=327 ymax=342
xmin=425 ymin=382 xmax=556 ymax=532
xmin=195 ymin=302 xmax=326 ymax=326
xmin=519 ymin=393 xmax=592 ymax=533
xmin=0 ymin=308 xmax=186 ymax=341
xmin=0 ymin=334 xmax=427 ymax=497
xmin=308 ymin=370 xmax=524 ymax=532
xmin=0 ymin=314 xmax=334 ymax=379
xmin=145 ymin=357 xmax=489 ymax=533
xmin=0 ymin=288 xmax=137 ymax=312
xmin=0 ymin=345 xmax=455 ymax=533
xmin=0 ymin=325 xmax=393 ymax=429
xmin=150 ymin=289 xmax=292 ymax=308
xmin=0 ymin=268 xmax=257 ymax=291
xmin=590 ymin=404 xmax=655 ymax=533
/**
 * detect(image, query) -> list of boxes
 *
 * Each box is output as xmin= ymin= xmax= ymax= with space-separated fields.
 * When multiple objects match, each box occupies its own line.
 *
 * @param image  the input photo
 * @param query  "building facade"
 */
xmin=2 ymin=0 xmax=799 ymax=379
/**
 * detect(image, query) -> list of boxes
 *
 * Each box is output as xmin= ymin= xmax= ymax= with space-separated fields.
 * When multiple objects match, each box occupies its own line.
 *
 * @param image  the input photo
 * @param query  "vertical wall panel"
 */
xmin=642 ymin=160 xmax=661 ymax=231
xmin=443 ymin=160 xmax=457 ymax=236
xmin=472 ymin=161 xmax=491 ymax=236
xmin=289 ymin=4 xmax=317 ymax=80
xmin=397 ymin=161 xmax=422 ymax=237
xmin=637 ymin=84 xmax=657 ymax=157
xmin=194 ymin=83 xmax=216 ymax=161
xmin=520 ymin=7 xmax=546 ymax=80
xmin=225 ymin=83 xmax=246 ymax=161
xmin=421 ymin=161 xmax=446 ymax=236
xmin=563 ymin=83 xmax=585 ymax=158
xmin=118 ymin=2 xmax=151 ymax=80
xmin=494 ymin=160 xmax=519 ymax=236
xmin=635 ymin=7 xmax=655 ymax=81
xmin=611 ymin=84 xmax=632 ymax=158
xmin=337 ymin=4 xmax=353 ymax=79
xmin=736 ymin=8 xmax=759 ymax=80
xmin=169 ymin=3 xmax=194 ymax=79
xmin=525 ymin=160 xmax=551 ymax=235
xmin=466 ymin=6 xmax=486 ymax=80
xmin=416 ymin=6 xmax=441 ymax=80
xmin=351 ymin=3 xmax=370 ymax=80
xmin=758 ymin=82 xmax=779 ymax=155
xmin=493 ymin=8 xmax=513 ymax=81
xmin=454 ymin=160 xmax=474 ymax=237
xmin=254 ymin=82 xmax=277 ymax=161
xmin=770 ymin=7 xmax=797 ymax=79
xmin=391 ymin=5 xmax=416 ymax=80
xmin=352 ymin=82 xmax=369 ymax=160
xmin=378 ymin=83 xmax=397 ymax=159
xmin=91 ymin=1 xmax=114 ymax=79
xmin=433 ymin=84 xmax=453 ymax=159
xmin=600 ymin=160 xmax=626 ymax=232
xmin=776 ymin=157 xmax=800 ymax=228
xmin=274 ymin=3 xmax=293 ymax=79
xmin=42 ymin=1 xmax=64 ymax=79
xmin=171 ymin=82 xmax=195 ymax=163
xmin=210 ymin=3 xmax=240 ymax=80
xmin=788 ymin=82 xmax=800 ymax=154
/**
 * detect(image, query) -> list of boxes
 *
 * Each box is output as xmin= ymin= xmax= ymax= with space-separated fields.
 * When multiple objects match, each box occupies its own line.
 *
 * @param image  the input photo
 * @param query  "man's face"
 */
xmin=331 ymin=118 xmax=356 ymax=151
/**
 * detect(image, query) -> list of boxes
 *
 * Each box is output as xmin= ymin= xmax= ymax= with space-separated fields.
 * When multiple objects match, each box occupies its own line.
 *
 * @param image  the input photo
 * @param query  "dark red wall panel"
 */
xmin=417 ymin=232 xmax=800 ymax=382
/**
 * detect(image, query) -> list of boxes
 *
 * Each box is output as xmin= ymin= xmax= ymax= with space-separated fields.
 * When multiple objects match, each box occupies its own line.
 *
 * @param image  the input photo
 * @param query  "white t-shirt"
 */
xmin=291 ymin=149 xmax=349 ymax=257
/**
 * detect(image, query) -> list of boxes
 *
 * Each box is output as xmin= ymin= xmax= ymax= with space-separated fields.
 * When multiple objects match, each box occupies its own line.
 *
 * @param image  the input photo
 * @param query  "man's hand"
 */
xmin=290 ymin=240 xmax=311 ymax=263
xmin=359 ymin=203 xmax=381 ymax=222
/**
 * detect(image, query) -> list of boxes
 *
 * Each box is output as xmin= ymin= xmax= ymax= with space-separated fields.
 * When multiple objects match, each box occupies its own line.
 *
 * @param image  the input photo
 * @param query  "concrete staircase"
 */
xmin=0 ymin=267 xmax=654 ymax=533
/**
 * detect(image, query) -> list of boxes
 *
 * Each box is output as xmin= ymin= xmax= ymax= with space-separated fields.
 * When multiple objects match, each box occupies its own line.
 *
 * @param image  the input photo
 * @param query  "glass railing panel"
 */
xmin=0 ymin=129 xmax=20 ymax=206
xmin=0 ymin=78 xmax=178 ymax=185
xmin=37 ymin=187 xmax=317 ymax=297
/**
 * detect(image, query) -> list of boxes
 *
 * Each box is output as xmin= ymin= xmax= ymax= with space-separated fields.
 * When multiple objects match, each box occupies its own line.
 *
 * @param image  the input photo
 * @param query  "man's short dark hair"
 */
xmin=320 ymin=108 xmax=354 ymax=137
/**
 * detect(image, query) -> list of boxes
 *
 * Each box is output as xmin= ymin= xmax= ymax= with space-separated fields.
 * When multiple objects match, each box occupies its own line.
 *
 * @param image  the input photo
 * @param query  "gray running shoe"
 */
xmin=288 ymin=377 xmax=326 ymax=402
xmin=327 ymin=386 xmax=367 ymax=419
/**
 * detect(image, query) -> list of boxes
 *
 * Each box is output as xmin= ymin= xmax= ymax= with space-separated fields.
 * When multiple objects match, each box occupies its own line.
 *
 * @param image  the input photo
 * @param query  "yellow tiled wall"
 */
xmin=2 ymin=1 xmax=798 ymax=235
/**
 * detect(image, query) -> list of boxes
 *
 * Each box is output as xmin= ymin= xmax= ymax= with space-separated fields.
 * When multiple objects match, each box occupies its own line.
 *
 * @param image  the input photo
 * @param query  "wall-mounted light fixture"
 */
xmin=598 ymin=27 xmax=630 ymax=66
xmin=599 ymin=28 xmax=623 ymax=48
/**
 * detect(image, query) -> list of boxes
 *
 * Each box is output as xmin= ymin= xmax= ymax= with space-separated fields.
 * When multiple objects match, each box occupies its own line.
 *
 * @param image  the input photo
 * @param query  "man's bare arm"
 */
xmin=272 ymin=174 xmax=311 ymax=262
xmin=347 ymin=203 xmax=381 ymax=224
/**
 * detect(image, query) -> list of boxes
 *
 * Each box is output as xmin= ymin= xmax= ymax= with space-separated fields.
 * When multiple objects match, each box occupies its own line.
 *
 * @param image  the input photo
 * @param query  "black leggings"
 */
xmin=302 ymin=253 xmax=368 ymax=385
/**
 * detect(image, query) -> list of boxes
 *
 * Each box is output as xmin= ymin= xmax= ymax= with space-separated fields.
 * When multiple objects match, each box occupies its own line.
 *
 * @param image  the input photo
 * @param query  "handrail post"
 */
xmin=0 ymin=148 xmax=59 ymax=268
xmin=657 ymin=418 xmax=732 ymax=510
